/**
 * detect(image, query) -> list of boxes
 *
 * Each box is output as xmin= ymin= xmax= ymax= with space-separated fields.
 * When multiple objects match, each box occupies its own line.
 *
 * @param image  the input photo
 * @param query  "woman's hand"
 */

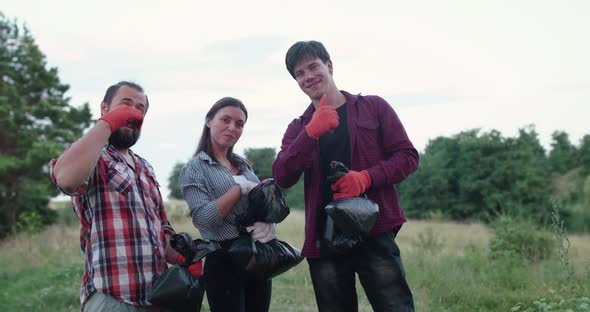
xmin=246 ymin=222 xmax=277 ymax=243
xmin=233 ymin=175 xmax=258 ymax=195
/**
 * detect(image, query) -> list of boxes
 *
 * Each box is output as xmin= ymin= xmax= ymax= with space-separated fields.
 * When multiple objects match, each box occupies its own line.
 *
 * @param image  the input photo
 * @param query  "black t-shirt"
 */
xmin=319 ymin=103 xmax=351 ymax=208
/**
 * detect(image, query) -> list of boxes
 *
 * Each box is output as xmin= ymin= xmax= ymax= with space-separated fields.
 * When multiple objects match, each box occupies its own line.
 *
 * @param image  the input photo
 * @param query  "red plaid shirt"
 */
xmin=50 ymin=145 xmax=174 ymax=307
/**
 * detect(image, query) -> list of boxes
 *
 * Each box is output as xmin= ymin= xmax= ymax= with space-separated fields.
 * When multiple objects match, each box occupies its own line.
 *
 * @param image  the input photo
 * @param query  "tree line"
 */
xmin=168 ymin=127 xmax=590 ymax=233
xmin=397 ymin=127 xmax=590 ymax=232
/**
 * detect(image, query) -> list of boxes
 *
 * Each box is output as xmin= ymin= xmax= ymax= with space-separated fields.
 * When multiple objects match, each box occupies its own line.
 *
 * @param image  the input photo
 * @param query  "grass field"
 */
xmin=1 ymin=201 xmax=589 ymax=311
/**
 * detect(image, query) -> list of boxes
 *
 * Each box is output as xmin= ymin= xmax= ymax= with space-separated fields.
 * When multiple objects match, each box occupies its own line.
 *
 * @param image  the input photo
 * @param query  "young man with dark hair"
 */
xmin=50 ymin=81 xmax=200 ymax=311
xmin=273 ymin=41 xmax=419 ymax=312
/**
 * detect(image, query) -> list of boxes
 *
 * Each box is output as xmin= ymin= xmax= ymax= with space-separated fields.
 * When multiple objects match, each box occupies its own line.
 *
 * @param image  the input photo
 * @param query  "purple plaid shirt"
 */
xmin=272 ymin=91 xmax=419 ymax=258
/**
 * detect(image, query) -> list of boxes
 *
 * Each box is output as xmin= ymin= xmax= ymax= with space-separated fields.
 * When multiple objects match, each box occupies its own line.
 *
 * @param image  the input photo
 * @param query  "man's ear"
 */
xmin=327 ymin=60 xmax=333 ymax=75
xmin=100 ymin=101 xmax=108 ymax=116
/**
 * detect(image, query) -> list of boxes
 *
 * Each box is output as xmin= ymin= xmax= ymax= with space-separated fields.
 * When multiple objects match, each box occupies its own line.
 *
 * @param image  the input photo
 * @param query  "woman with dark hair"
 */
xmin=179 ymin=97 xmax=276 ymax=312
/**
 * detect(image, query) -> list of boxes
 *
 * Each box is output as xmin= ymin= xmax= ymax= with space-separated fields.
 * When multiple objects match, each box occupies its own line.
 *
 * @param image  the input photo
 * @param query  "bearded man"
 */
xmin=50 ymin=81 xmax=198 ymax=311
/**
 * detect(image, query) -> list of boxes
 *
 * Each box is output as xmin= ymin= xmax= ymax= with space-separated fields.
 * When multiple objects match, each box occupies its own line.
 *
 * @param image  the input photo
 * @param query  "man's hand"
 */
xmin=175 ymin=255 xmax=204 ymax=278
xmin=98 ymin=105 xmax=144 ymax=132
xmin=305 ymin=95 xmax=339 ymax=140
xmin=233 ymin=175 xmax=258 ymax=195
xmin=187 ymin=260 xmax=203 ymax=278
xmin=246 ymin=222 xmax=277 ymax=243
xmin=331 ymin=170 xmax=372 ymax=200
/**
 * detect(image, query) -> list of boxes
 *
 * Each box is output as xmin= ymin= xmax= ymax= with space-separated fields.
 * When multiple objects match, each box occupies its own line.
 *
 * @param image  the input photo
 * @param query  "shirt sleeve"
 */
xmin=365 ymin=96 xmax=419 ymax=187
xmin=272 ymin=118 xmax=318 ymax=188
xmin=48 ymin=143 xmax=92 ymax=196
xmin=179 ymin=161 xmax=225 ymax=230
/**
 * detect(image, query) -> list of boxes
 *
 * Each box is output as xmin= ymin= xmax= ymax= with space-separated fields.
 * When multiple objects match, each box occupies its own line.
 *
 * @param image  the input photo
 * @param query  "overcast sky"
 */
xmin=3 ymin=0 xmax=589 ymax=199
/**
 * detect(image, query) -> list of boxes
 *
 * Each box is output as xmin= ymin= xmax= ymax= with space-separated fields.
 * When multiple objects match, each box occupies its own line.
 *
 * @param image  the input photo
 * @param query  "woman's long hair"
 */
xmin=194 ymin=97 xmax=251 ymax=173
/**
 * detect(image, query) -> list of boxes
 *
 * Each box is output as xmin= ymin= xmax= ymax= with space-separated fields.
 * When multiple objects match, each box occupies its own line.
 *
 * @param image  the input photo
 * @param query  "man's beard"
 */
xmin=108 ymin=128 xmax=141 ymax=149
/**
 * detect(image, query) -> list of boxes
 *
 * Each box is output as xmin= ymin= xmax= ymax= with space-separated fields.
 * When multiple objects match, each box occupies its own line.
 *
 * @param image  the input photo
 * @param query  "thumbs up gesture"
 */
xmin=305 ymin=95 xmax=339 ymax=140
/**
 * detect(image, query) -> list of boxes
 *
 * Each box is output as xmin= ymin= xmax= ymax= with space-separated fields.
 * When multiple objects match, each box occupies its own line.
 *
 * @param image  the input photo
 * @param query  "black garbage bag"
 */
xmin=322 ymin=214 xmax=357 ymax=252
xmin=229 ymin=178 xmax=301 ymax=280
xmin=325 ymin=197 xmax=379 ymax=237
xmin=321 ymin=161 xmax=380 ymax=256
xmin=242 ymin=178 xmax=290 ymax=225
xmin=149 ymin=265 xmax=203 ymax=312
xmin=149 ymin=232 xmax=221 ymax=311
xmin=170 ymin=232 xmax=222 ymax=264
xmin=227 ymin=234 xmax=304 ymax=280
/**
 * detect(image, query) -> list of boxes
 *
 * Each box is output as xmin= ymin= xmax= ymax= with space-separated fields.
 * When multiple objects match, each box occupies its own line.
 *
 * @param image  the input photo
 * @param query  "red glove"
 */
xmin=99 ymin=105 xmax=144 ymax=132
xmin=175 ymin=255 xmax=204 ymax=278
xmin=331 ymin=170 xmax=372 ymax=200
xmin=187 ymin=260 xmax=203 ymax=278
xmin=305 ymin=95 xmax=339 ymax=140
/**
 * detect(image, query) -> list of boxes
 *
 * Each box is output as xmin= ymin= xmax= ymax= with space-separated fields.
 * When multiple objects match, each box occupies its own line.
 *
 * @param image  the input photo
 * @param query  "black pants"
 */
xmin=308 ymin=231 xmax=414 ymax=312
xmin=203 ymin=242 xmax=272 ymax=312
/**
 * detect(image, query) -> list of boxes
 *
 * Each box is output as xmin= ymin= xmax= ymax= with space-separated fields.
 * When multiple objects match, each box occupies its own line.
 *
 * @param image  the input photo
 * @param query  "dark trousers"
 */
xmin=308 ymin=231 xmax=414 ymax=312
xmin=203 ymin=244 xmax=272 ymax=312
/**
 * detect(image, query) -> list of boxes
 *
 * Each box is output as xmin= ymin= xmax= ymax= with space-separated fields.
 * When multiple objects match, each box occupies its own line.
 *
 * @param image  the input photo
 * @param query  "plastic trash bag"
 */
xmin=229 ymin=178 xmax=301 ymax=279
xmin=170 ymin=232 xmax=222 ymax=264
xmin=227 ymin=234 xmax=304 ymax=280
xmin=324 ymin=197 xmax=379 ymax=237
xmin=321 ymin=161 xmax=380 ymax=256
xmin=149 ymin=232 xmax=221 ymax=311
xmin=149 ymin=265 xmax=203 ymax=312
xmin=243 ymin=178 xmax=290 ymax=225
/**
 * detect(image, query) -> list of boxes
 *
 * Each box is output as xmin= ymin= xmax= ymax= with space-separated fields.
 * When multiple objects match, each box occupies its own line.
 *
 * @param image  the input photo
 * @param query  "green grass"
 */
xmin=1 ymin=203 xmax=589 ymax=311
xmin=0 ymin=263 xmax=81 ymax=312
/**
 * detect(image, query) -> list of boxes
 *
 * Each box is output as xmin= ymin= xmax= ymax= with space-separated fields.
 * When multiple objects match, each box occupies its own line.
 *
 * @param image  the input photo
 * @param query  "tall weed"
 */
xmin=511 ymin=203 xmax=589 ymax=311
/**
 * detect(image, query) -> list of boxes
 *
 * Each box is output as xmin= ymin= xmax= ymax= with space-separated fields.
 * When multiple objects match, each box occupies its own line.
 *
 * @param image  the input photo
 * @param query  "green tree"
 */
xmin=399 ymin=135 xmax=461 ymax=219
xmin=0 ymin=16 xmax=92 ymax=236
xmin=168 ymin=162 xmax=185 ymax=199
xmin=548 ymin=131 xmax=577 ymax=175
xmin=244 ymin=147 xmax=275 ymax=180
xmin=497 ymin=126 xmax=551 ymax=220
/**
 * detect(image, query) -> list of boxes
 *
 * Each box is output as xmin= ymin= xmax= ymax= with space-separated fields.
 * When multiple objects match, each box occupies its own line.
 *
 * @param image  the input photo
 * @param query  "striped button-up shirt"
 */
xmin=273 ymin=91 xmax=419 ymax=258
xmin=179 ymin=151 xmax=259 ymax=241
xmin=50 ymin=145 xmax=173 ymax=306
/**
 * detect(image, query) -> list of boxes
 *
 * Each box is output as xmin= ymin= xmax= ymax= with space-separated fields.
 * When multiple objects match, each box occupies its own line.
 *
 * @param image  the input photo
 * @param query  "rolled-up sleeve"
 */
xmin=49 ymin=145 xmax=91 ymax=196
xmin=179 ymin=161 xmax=224 ymax=230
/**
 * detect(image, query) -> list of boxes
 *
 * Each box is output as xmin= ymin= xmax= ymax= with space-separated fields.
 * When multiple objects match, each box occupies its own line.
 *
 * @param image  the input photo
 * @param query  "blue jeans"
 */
xmin=308 ymin=231 xmax=414 ymax=312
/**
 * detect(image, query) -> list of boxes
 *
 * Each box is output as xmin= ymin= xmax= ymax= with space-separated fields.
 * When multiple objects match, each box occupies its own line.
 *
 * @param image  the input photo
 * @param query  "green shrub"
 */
xmin=15 ymin=211 xmax=45 ymax=233
xmin=489 ymin=216 xmax=555 ymax=262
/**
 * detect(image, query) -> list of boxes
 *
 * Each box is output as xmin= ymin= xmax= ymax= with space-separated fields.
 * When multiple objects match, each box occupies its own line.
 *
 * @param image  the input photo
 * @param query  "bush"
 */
xmin=15 ymin=189 xmax=57 ymax=234
xmin=15 ymin=211 xmax=45 ymax=234
xmin=489 ymin=216 xmax=555 ymax=262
